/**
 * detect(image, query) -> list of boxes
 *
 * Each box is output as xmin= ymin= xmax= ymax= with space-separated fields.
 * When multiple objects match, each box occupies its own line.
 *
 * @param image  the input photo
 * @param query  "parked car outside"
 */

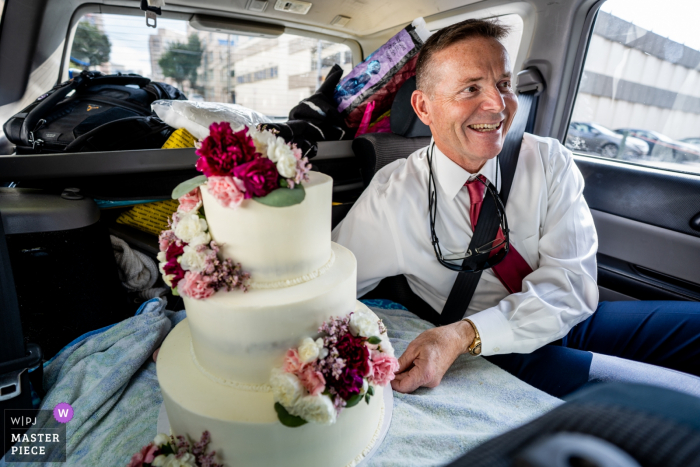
xmin=566 ymin=122 xmax=649 ymax=159
xmin=615 ymin=128 xmax=700 ymax=162
xmin=680 ymin=137 xmax=700 ymax=152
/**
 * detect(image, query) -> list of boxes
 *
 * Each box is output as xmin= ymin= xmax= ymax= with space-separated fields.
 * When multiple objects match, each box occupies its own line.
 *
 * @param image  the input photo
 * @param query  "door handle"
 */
xmin=691 ymin=212 xmax=700 ymax=232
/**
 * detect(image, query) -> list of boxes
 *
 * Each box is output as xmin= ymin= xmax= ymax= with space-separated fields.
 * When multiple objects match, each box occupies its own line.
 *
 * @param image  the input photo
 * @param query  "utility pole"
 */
xmin=315 ymin=39 xmax=323 ymax=91
xmin=227 ymin=34 xmax=231 ymax=103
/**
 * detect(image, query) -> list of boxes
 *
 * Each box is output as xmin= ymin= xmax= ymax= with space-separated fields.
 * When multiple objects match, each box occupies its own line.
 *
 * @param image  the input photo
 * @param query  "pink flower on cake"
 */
xmin=178 ymin=187 xmax=202 ymax=213
xmin=369 ymin=351 xmax=399 ymax=386
xmin=196 ymin=123 xmax=259 ymax=177
xmin=283 ymin=348 xmax=303 ymax=374
xmin=158 ymin=230 xmax=177 ymax=252
xmin=207 ymin=176 xmax=246 ymax=208
xmin=127 ymin=442 xmax=159 ymax=467
xmin=179 ymin=271 xmax=216 ymax=300
xmin=299 ymin=366 xmax=326 ymax=396
xmin=233 ymin=157 xmax=279 ymax=198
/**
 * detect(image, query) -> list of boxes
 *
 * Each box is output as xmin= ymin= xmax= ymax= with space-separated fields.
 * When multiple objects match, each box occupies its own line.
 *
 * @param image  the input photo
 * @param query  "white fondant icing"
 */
xmin=189 ymin=342 xmax=271 ymax=393
xmin=201 ymin=171 xmax=332 ymax=284
xmin=248 ymin=248 xmax=335 ymax=289
xmin=184 ymin=243 xmax=357 ymax=386
xmin=158 ymin=321 xmax=386 ymax=467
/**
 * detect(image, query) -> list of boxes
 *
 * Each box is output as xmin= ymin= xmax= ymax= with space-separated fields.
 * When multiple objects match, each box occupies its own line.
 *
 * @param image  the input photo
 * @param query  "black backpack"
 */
xmin=3 ymin=70 xmax=187 ymax=154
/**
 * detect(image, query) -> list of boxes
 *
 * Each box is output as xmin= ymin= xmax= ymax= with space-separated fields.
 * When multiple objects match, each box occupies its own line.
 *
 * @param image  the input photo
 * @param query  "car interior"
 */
xmin=1 ymin=0 xmax=700 ymax=463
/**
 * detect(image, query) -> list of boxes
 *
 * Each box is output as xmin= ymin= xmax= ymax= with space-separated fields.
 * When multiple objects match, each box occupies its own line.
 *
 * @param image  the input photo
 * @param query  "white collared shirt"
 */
xmin=332 ymin=133 xmax=599 ymax=356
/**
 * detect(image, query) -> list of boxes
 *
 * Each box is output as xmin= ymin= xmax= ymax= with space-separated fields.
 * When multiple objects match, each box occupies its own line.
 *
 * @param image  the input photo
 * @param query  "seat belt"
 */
xmin=440 ymin=68 xmax=544 ymax=325
xmin=0 ymin=210 xmax=43 ymax=456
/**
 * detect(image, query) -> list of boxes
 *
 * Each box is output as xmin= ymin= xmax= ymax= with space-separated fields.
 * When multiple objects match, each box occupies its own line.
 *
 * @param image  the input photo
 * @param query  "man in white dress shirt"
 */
xmin=332 ymin=19 xmax=700 ymax=397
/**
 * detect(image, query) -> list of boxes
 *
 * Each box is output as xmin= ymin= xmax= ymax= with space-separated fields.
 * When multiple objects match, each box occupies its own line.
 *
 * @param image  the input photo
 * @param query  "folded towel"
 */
xmin=363 ymin=300 xmax=562 ymax=466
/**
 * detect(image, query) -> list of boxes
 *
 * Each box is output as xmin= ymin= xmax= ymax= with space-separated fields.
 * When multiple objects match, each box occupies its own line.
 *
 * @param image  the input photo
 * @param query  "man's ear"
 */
xmin=411 ymin=90 xmax=432 ymax=127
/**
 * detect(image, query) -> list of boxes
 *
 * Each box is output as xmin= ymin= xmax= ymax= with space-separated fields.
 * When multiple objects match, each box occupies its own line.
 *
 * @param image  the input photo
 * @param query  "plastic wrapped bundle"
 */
xmin=152 ymin=100 xmax=272 ymax=140
xmin=334 ymin=18 xmax=431 ymax=132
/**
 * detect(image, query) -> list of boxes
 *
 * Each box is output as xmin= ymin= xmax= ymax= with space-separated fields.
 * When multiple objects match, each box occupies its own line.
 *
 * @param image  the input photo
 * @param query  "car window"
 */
xmin=67 ymin=13 xmax=354 ymax=119
xmin=567 ymin=0 xmax=700 ymax=175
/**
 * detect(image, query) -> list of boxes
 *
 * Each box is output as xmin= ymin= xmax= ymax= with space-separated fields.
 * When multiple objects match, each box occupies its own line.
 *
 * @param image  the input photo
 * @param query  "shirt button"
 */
xmin=493 ymin=347 xmax=500 ymax=352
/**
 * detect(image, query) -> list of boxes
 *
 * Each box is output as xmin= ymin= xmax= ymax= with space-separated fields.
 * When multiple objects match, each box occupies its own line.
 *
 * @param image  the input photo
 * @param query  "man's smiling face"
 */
xmin=412 ymin=36 xmax=518 ymax=172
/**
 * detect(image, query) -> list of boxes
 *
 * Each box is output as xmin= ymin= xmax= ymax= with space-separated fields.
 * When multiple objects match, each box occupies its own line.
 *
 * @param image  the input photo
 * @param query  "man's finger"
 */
xmin=391 ymin=365 xmax=424 ymax=393
xmin=397 ymin=342 xmax=420 ymax=373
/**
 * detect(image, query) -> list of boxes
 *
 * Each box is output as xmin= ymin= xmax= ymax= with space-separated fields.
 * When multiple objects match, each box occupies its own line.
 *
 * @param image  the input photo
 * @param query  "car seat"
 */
xmin=352 ymin=76 xmax=431 ymax=189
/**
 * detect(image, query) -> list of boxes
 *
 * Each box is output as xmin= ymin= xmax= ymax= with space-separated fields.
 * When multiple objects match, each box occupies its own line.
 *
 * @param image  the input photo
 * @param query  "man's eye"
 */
xmin=464 ymin=86 xmax=478 ymax=93
xmin=500 ymin=81 xmax=512 ymax=89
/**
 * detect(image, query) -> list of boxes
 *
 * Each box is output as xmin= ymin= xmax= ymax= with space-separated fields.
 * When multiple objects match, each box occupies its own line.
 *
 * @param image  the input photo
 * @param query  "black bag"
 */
xmin=3 ymin=70 xmax=187 ymax=154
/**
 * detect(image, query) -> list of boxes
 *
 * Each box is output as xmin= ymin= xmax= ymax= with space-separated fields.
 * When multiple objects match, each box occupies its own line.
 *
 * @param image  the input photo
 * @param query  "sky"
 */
xmin=99 ymin=15 xmax=188 ymax=76
xmin=601 ymin=0 xmax=700 ymax=50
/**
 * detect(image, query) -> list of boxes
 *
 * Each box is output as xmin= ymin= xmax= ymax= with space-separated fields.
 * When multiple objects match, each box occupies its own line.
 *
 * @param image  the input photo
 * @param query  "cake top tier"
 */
xmin=202 ymin=171 xmax=333 ymax=287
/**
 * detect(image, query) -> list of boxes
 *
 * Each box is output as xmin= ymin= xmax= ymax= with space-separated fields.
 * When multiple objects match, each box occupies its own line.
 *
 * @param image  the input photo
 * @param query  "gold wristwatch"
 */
xmin=462 ymin=319 xmax=482 ymax=356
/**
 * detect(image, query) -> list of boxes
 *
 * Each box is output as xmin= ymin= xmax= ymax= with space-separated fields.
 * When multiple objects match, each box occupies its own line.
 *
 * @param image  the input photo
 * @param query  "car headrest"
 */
xmin=390 ymin=76 xmax=432 ymax=138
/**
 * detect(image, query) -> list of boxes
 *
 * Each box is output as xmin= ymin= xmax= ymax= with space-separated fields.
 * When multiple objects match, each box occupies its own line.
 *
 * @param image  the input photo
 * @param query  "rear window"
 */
xmin=67 ymin=13 xmax=354 ymax=118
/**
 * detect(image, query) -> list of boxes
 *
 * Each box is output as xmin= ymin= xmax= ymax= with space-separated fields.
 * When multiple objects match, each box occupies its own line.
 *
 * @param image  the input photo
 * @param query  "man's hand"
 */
xmin=391 ymin=320 xmax=475 ymax=393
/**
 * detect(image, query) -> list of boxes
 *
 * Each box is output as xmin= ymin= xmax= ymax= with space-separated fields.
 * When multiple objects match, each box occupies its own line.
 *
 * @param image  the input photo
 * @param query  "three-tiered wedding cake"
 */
xmin=156 ymin=124 xmax=393 ymax=467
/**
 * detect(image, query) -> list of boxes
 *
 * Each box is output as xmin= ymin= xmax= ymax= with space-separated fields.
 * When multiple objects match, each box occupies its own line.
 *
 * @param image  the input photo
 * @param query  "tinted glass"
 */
xmin=568 ymin=0 xmax=700 ymax=175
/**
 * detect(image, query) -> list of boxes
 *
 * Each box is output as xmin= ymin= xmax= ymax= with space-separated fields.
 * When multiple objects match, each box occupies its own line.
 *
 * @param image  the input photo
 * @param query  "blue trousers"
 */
xmin=485 ymin=301 xmax=700 ymax=398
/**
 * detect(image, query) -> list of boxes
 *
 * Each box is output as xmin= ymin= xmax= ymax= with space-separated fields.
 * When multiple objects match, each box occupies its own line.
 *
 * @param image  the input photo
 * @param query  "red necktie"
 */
xmin=465 ymin=175 xmax=533 ymax=293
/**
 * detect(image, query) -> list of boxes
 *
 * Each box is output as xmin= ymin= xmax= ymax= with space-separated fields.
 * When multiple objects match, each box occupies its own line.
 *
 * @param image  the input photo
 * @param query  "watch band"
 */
xmin=463 ymin=319 xmax=482 ymax=356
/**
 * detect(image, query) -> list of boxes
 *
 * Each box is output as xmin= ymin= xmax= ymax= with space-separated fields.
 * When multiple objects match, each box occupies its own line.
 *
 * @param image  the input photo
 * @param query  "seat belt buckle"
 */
xmin=0 ymin=368 xmax=26 ymax=402
xmin=0 ymin=343 xmax=43 ymax=402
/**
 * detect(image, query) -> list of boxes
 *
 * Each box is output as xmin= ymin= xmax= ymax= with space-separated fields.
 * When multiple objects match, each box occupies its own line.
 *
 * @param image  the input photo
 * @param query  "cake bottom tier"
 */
xmin=157 ymin=319 xmax=386 ymax=467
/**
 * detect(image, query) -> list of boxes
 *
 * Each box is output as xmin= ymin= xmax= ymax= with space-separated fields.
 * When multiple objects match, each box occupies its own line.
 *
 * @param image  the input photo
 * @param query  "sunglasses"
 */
xmin=427 ymin=143 xmax=510 ymax=273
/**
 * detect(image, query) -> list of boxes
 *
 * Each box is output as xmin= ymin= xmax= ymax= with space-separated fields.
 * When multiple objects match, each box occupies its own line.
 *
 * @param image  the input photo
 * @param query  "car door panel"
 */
xmin=575 ymin=156 xmax=700 ymax=301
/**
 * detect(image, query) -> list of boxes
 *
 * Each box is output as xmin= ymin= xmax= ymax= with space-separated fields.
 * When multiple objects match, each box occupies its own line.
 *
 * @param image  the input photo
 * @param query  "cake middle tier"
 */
xmin=185 ymin=242 xmax=357 ymax=387
xmin=201 ymin=171 xmax=332 ymax=285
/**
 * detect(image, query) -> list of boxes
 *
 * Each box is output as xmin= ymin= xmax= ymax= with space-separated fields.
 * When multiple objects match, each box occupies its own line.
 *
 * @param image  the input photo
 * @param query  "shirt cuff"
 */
xmin=465 ymin=306 xmax=515 ymax=356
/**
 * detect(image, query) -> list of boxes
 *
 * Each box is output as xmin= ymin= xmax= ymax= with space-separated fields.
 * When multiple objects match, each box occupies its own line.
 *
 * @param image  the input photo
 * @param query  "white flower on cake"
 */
xmin=265 ymin=135 xmax=298 ymax=178
xmin=298 ymin=337 xmax=326 ymax=363
xmin=349 ymin=308 xmax=381 ymax=338
xmin=152 ymin=452 xmax=197 ymax=467
xmin=276 ymin=152 xmax=298 ymax=179
xmin=270 ymin=368 xmax=304 ymax=409
xmin=249 ymin=125 xmax=276 ymax=154
xmin=173 ymin=212 xmax=211 ymax=246
xmin=378 ymin=333 xmax=395 ymax=358
xmin=153 ymin=433 xmax=170 ymax=447
xmin=293 ymin=395 xmax=337 ymax=425
xmin=179 ymin=245 xmax=208 ymax=272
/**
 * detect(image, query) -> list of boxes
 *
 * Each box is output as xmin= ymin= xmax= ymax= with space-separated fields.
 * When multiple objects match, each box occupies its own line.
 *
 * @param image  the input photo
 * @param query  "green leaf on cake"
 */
xmin=345 ymin=393 xmax=364 ymax=408
xmin=254 ymin=184 xmax=305 ymax=207
xmin=172 ymin=175 xmax=207 ymax=200
xmin=274 ymin=402 xmax=307 ymax=427
xmin=367 ymin=336 xmax=382 ymax=345
xmin=367 ymin=386 xmax=374 ymax=396
xmin=365 ymin=394 xmax=371 ymax=404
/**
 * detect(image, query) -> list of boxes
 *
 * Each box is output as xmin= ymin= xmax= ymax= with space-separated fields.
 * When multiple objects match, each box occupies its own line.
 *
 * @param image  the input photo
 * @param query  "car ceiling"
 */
xmin=167 ymin=0 xmax=482 ymax=37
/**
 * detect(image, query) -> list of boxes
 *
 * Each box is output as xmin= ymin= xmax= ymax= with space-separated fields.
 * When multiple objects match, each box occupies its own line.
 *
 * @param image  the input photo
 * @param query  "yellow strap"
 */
xmin=116 ymin=199 xmax=179 ymax=237
xmin=161 ymin=128 xmax=197 ymax=149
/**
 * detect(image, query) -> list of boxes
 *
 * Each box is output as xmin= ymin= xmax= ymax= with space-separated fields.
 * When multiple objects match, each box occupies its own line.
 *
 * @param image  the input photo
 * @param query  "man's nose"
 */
xmin=480 ymin=86 xmax=506 ymax=113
